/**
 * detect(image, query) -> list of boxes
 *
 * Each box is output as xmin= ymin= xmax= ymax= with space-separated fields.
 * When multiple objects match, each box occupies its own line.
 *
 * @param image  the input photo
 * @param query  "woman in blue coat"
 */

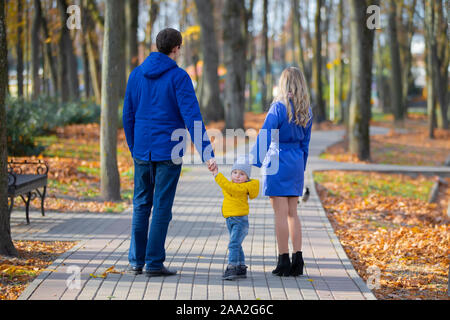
xmin=250 ymin=67 xmax=312 ymax=277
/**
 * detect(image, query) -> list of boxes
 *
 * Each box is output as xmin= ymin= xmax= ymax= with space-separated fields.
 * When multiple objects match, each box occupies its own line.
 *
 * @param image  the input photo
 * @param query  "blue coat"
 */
xmin=123 ymin=52 xmax=213 ymax=162
xmin=250 ymin=102 xmax=312 ymax=197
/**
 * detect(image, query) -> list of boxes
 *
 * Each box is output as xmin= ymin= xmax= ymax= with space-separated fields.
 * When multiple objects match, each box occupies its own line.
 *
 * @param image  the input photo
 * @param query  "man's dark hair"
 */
xmin=156 ymin=28 xmax=183 ymax=55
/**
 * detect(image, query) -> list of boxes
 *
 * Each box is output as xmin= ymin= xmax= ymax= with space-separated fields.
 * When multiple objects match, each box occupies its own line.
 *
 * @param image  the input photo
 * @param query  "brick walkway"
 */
xmin=14 ymin=129 xmax=379 ymax=300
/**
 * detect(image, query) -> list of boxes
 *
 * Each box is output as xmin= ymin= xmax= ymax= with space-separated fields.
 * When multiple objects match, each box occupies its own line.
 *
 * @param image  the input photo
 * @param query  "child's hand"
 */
xmin=212 ymin=167 xmax=218 ymax=176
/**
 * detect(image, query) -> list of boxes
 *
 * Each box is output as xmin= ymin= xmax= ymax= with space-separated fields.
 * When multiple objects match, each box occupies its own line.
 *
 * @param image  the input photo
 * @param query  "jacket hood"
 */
xmin=141 ymin=52 xmax=178 ymax=79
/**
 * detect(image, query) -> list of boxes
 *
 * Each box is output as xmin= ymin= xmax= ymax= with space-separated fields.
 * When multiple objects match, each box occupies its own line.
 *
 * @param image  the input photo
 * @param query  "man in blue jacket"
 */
xmin=123 ymin=28 xmax=217 ymax=277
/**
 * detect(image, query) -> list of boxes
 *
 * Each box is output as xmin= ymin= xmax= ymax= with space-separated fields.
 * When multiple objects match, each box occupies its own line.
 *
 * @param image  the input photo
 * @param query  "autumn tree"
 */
xmin=0 ymin=0 xmax=17 ymax=257
xmin=100 ymin=0 xmax=124 ymax=201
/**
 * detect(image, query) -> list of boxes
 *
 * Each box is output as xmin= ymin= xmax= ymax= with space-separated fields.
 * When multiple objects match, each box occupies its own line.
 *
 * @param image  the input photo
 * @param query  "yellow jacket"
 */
xmin=214 ymin=173 xmax=260 ymax=218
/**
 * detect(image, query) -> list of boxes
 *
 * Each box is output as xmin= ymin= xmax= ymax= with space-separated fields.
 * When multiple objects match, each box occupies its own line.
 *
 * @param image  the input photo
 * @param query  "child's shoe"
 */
xmin=222 ymin=265 xmax=239 ymax=281
xmin=236 ymin=265 xmax=248 ymax=279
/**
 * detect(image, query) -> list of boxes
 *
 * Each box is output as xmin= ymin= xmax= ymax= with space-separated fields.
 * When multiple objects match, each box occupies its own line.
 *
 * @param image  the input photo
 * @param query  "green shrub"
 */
xmin=6 ymin=96 xmax=100 ymax=156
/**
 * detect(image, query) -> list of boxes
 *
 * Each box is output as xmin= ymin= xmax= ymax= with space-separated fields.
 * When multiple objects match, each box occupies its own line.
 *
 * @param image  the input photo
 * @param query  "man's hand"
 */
xmin=206 ymin=158 xmax=217 ymax=173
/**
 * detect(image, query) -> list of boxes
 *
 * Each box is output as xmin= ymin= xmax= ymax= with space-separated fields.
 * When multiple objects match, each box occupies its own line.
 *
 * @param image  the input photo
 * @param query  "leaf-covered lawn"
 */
xmin=321 ymin=113 xmax=450 ymax=166
xmin=314 ymin=171 xmax=449 ymax=300
xmin=9 ymin=123 xmax=135 ymax=213
xmin=0 ymin=241 xmax=76 ymax=300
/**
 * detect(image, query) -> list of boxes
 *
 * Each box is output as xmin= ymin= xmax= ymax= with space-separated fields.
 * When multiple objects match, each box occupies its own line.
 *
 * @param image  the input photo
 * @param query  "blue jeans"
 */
xmin=128 ymin=158 xmax=182 ymax=271
xmin=226 ymin=216 xmax=249 ymax=266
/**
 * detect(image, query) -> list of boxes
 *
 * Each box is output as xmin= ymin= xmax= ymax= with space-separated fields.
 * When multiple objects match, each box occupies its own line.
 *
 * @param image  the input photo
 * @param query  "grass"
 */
xmin=313 ymin=171 xmax=434 ymax=202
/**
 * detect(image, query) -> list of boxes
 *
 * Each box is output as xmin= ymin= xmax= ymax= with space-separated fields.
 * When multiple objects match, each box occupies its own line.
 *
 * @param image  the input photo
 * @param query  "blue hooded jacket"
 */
xmin=123 ymin=52 xmax=214 ymax=162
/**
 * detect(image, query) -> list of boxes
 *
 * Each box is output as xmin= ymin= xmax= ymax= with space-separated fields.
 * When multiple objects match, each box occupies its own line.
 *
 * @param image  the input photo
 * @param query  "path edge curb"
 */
xmin=307 ymin=169 xmax=378 ymax=300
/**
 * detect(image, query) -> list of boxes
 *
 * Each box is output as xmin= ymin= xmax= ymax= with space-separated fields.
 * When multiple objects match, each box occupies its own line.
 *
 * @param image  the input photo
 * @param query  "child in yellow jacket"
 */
xmin=213 ymin=159 xmax=259 ymax=280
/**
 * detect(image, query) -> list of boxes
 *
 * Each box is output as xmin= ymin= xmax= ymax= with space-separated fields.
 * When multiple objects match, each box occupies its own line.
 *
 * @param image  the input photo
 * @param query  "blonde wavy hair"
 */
xmin=273 ymin=67 xmax=311 ymax=128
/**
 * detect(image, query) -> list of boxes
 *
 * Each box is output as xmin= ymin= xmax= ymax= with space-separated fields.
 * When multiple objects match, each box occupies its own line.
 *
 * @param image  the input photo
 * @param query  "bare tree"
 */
xmin=0 ymin=0 xmax=17 ymax=257
xmin=100 ymin=0 xmax=124 ymax=201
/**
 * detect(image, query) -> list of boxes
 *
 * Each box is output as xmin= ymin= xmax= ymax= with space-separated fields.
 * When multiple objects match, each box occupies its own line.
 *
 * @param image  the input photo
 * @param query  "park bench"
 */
xmin=7 ymin=160 xmax=49 ymax=224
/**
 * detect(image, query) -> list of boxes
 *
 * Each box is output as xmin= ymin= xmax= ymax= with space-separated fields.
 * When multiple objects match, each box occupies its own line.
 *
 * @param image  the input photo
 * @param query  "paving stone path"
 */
xmin=15 ymin=126 xmax=444 ymax=300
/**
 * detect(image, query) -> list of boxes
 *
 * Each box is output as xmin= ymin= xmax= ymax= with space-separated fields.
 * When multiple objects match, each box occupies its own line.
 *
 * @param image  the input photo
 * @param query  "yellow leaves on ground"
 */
xmin=9 ymin=123 xmax=134 ymax=214
xmin=314 ymin=171 xmax=449 ymax=300
xmin=89 ymin=266 xmax=123 ymax=279
xmin=0 ymin=241 xmax=76 ymax=300
xmin=321 ymin=124 xmax=450 ymax=166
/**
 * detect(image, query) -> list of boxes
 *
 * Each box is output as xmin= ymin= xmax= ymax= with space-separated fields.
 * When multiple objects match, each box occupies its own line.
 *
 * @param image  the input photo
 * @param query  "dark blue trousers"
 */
xmin=128 ymin=158 xmax=182 ymax=271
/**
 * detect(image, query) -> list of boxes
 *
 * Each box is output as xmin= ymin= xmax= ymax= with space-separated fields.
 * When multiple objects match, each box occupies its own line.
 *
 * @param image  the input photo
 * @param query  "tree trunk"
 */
xmin=81 ymin=35 xmax=91 ymax=98
xmin=348 ymin=0 xmax=377 ymax=161
xmin=57 ymin=0 xmax=80 ymax=101
xmin=388 ymin=0 xmax=404 ymax=124
xmin=195 ymin=0 xmax=224 ymax=122
xmin=126 ymin=0 xmax=139 ymax=77
xmin=31 ymin=0 xmax=42 ymax=99
xmin=145 ymin=0 xmax=160 ymax=56
xmin=0 ymin=0 xmax=17 ymax=257
xmin=375 ymin=34 xmax=391 ymax=114
xmin=424 ymin=0 xmax=438 ymax=138
xmin=245 ymin=0 xmax=255 ymax=112
xmin=39 ymin=2 xmax=58 ymax=96
xmin=313 ymin=0 xmax=326 ymax=123
xmin=100 ymin=0 xmax=123 ymax=201
xmin=82 ymin=0 xmax=102 ymax=105
xmin=292 ymin=0 xmax=306 ymax=75
xmin=222 ymin=0 xmax=246 ymax=129
xmin=261 ymin=0 xmax=270 ymax=111
xmin=336 ymin=0 xmax=344 ymax=123
xmin=399 ymin=0 xmax=417 ymax=117
xmin=434 ymin=0 xmax=449 ymax=129
xmin=16 ymin=0 xmax=24 ymax=97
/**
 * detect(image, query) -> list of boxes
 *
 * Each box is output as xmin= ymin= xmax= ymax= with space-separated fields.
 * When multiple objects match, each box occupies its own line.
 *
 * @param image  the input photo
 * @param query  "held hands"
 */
xmin=206 ymin=158 xmax=218 ymax=176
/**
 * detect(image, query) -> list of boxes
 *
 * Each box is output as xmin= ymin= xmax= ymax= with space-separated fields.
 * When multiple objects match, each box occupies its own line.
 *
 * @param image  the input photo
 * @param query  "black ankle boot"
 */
xmin=272 ymin=253 xmax=291 ymax=277
xmin=290 ymin=251 xmax=304 ymax=276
